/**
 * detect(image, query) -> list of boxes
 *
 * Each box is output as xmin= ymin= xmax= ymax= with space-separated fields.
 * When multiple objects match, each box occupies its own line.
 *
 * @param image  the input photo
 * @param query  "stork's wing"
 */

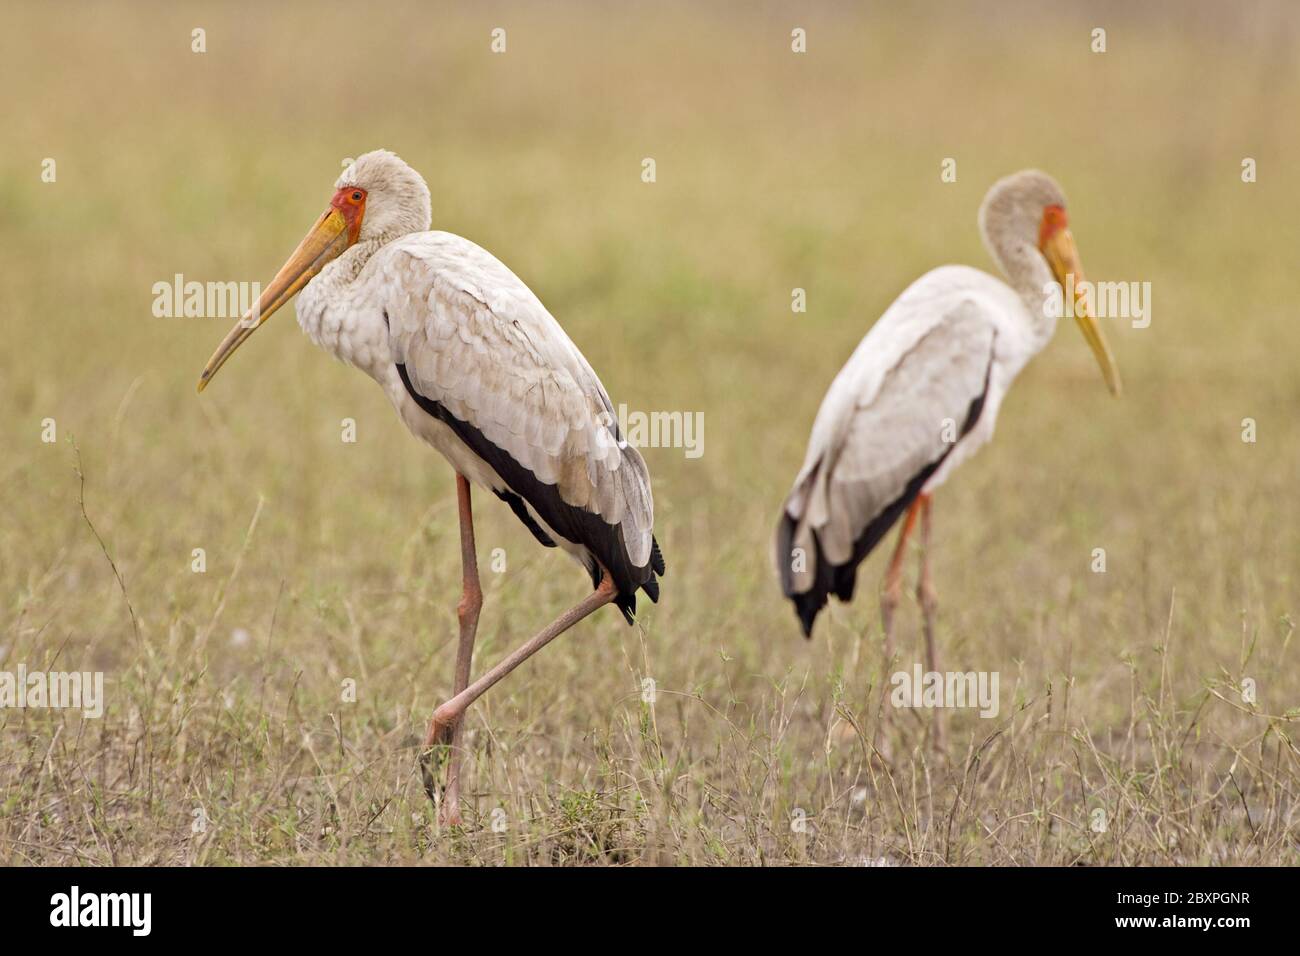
xmin=777 ymin=297 xmax=995 ymax=635
xmin=378 ymin=232 xmax=662 ymax=608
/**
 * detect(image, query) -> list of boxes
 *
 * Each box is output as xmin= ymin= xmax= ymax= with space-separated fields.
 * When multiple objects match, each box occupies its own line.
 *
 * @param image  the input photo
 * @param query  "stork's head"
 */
xmin=336 ymin=149 xmax=433 ymax=243
xmin=979 ymin=169 xmax=1121 ymax=397
xmin=197 ymin=149 xmax=431 ymax=392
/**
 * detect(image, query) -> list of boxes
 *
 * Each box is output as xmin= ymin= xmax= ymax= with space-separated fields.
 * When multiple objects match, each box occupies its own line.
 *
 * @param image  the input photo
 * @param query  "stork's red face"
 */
xmin=332 ymin=186 xmax=368 ymax=245
xmin=1036 ymin=203 xmax=1069 ymax=249
xmin=196 ymin=185 xmax=368 ymax=392
xmin=1036 ymin=203 xmax=1122 ymax=397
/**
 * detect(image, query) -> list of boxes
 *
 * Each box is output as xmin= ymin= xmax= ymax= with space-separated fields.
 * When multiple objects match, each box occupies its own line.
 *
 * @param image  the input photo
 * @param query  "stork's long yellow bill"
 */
xmin=1039 ymin=226 xmax=1123 ymax=397
xmin=197 ymin=207 xmax=352 ymax=392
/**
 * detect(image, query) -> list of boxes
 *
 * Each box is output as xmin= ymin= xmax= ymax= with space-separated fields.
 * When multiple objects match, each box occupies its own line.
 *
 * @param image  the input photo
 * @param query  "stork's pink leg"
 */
xmin=421 ymin=474 xmax=482 ymax=826
xmin=424 ymin=571 xmax=618 ymax=768
xmin=880 ymin=498 xmax=922 ymax=662
xmin=875 ymin=498 xmax=922 ymax=760
xmin=916 ymin=494 xmax=945 ymax=750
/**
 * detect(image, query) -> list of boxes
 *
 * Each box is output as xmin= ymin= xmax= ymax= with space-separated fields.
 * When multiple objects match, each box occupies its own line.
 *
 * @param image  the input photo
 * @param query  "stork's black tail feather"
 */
xmin=650 ymin=537 xmax=666 ymax=576
xmin=791 ymin=584 xmax=829 ymax=638
xmin=592 ymin=534 xmax=665 ymax=626
xmin=779 ymin=476 xmax=933 ymax=639
xmin=777 ymin=350 xmax=993 ymax=638
xmin=777 ymin=508 xmax=838 ymax=639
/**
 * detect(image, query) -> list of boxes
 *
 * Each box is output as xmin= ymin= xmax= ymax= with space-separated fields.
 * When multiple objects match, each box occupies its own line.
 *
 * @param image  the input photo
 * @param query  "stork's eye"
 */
xmin=351 ymin=191 xmax=363 ymax=202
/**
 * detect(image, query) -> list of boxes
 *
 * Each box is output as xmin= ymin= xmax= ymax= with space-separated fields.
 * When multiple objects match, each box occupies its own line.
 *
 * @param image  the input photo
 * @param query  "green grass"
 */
xmin=1 ymin=0 xmax=1297 ymax=865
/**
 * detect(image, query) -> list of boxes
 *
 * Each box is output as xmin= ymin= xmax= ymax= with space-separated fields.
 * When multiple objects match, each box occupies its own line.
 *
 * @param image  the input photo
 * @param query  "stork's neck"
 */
xmin=294 ymin=236 xmax=394 ymax=373
xmin=984 ymin=233 xmax=1059 ymax=348
xmin=325 ymin=237 xmax=386 ymax=285
xmin=297 ymin=236 xmax=387 ymax=312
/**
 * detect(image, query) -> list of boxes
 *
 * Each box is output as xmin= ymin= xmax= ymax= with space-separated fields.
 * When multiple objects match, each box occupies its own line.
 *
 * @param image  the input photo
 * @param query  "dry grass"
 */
xmin=1 ymin=0 xmax=1297 ymax=865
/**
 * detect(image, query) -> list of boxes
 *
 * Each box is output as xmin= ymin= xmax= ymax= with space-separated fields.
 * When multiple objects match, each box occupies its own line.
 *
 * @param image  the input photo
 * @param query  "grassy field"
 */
xmin=2 ymin=0 xmax=1298 ymax=865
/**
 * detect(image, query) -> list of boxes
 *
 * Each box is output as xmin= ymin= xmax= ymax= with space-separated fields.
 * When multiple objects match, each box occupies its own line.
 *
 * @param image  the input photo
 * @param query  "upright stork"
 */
xmin=198 ymin=150 xmax=665 ymax=824
xmin=776 ymin=170 xmax=1120 ymax=706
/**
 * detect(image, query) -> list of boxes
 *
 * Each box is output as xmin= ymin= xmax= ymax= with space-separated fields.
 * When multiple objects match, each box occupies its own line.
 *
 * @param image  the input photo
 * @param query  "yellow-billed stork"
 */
xmin=776 ymin=170 xmax=1120 ymax=692
xmin=198 ymin=150 xmax=664 ymax=824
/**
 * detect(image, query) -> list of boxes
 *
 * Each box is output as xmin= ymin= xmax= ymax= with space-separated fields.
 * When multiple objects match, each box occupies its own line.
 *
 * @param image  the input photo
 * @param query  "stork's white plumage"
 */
xmin=295 ymin=214 xmax=660 ymax=597
xmin=199 ymin=150 xmax=664 ymax=824
xmin=776 ymin=171 xmax=1120 ymax=669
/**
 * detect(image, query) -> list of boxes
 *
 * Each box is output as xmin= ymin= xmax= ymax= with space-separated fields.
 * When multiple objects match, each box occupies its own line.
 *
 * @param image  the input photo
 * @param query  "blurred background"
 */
xmin=2 ymin=1 xmax=1297 ymax=864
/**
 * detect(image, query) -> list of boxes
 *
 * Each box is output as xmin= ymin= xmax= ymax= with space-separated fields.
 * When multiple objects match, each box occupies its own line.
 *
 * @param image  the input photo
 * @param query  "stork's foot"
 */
xmin=419 ymin=704 xmax=462 ymax=821
xmin=418 ymin=571 xmax=617 ymax=827
xmin=877 ymin=576 xmax=904 ymax=761
xmin=880 ymin=588 xmax=900 ymax=663
xmin=918 ymin=581 xmax=946 ymax=752
xmin=871 ymin=713 xmax=895 ymax=768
